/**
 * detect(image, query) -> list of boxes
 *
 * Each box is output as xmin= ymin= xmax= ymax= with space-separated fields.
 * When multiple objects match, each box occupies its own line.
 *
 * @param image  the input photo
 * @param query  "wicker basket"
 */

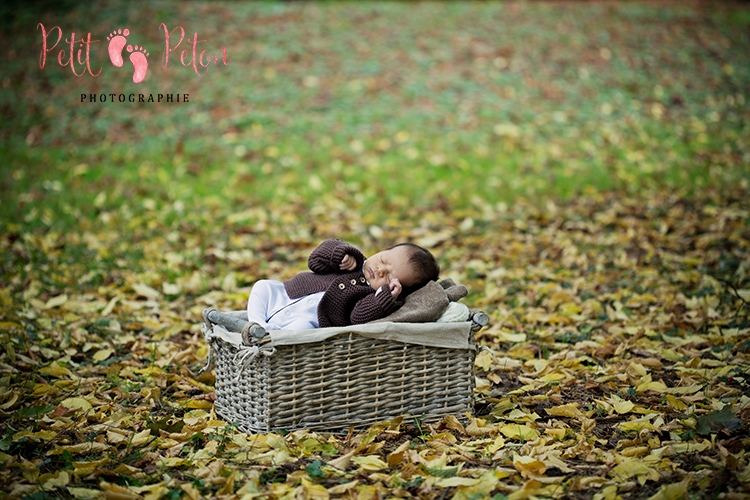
xmin=201 ymin=309 xmax=487 ymax=433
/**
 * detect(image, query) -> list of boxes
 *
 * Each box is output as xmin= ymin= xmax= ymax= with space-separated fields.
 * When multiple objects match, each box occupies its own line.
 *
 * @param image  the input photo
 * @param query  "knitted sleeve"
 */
xmin=308 ymin=239 xmax=366 ymax=274
xmin=349 ymin=285 xmax=404 ymax=324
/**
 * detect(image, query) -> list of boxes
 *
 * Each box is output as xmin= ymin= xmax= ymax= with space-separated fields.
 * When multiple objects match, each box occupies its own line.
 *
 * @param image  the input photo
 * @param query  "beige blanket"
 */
xmin=202 ymin=278 xmax=473 ymax=351
xmin=206 ymin=321 xmax=473 ymax=350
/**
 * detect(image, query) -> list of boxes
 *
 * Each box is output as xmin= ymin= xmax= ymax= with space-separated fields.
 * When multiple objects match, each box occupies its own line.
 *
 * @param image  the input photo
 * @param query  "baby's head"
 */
xmin=364 ymin=243 xmax=440 ymax=294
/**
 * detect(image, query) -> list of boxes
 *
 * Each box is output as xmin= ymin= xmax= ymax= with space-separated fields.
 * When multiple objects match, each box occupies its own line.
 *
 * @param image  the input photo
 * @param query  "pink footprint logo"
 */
xmin=106 ymin=29 xmax=129 ymax=67
xmin=106 ymin=28 xmax=149 ymax=83
xmin=126 ymin=45 xmax=149 ymax=84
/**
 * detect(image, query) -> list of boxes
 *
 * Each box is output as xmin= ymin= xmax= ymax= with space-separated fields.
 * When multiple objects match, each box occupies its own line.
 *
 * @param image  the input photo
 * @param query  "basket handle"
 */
xmin=469 ymin=310 xmax=489 ymax=333
xmin=203 ymin=308 xmax=250 ymax=333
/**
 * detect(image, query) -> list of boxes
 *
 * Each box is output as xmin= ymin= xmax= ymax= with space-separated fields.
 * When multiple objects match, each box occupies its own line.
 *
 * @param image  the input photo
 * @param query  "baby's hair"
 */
xmin=388 ymin=243 xmax=440 ymax=294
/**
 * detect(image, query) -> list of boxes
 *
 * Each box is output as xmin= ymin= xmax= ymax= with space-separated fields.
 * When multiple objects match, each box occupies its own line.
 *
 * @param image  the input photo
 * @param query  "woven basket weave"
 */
xmin=203 ymin=310 xmax=484 ymax=433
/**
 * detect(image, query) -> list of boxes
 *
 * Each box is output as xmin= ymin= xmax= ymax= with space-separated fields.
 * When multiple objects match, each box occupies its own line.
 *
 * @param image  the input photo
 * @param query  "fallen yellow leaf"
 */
xmin=545 ymin=403 xmax=583 ymax=418
xmin=435 ymin=477 xmax=482 ymax=487
xmin=13 ymin=430 xmax=57 ymax=442
xmin=39 ymin=362 xmax=75 ymax=379
xmin=158 ymin=457 xmax=191 ymax=468
xmin=513 ymin=454 xmax=547 ymax=478
xmin=186 ymin=400 xmax=213 ymax=409
xmin=93 ymin=348 xmax=114 ymax=362
xmin=611 ymin=397 xmax=635 ymax=414
xmin=327 ymin=480 xmax=358 ymax=495
xmin=497 ymin=331 xmax=527 ymax=342
xmin=499 ymin=424 xmax=540 ymax=441
xmin=474 ymin=349 xmax=493 ymax=370
xmin=351 ymin=455 xmax=388 ymax=471
xmin=621 ymin=445 xmax=649 ymax=458
xmin=72 ymin=457 xmax=110 ymax=477
xmin=40 ymin=470 xmax=70 ymax=490
xmin=636 ymin=381 xmax=668 ymax=393
xmin=609 ymin=460 xmax=657 ymax=482
xmin=646 ymin=478 xmax=690 ymax=500
xmin=618 ymin=419 xmax=656 ymax=432
xmin=130 ymin=429 xmax=152 ymax=446
xmin=663 ymin=384 xmax=703 ymax=395
xmin=44 ymin=294 xmax=69 ymax=309
xmin=180 ymin=483 xmax=201 ymax=500
xmin=652 ymin=441 xmax=711 ymax=458
xmin=67 ymin=486 xmax=104 ymax=499
xmin=60 ymin=397 xmax=93 ymax=412
xmin=47 ymin=442 xmax=110 ymax=456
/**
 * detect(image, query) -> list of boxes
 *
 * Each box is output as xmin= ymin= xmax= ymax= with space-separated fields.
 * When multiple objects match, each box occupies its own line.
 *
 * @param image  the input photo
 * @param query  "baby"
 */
xmin=245 ymin=238 xmax=439 ymax=336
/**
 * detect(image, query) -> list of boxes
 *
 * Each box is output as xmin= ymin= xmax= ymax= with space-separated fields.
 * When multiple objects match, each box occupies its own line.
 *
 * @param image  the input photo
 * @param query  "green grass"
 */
xmin=2 ymin=2 xmax=749 ymax=231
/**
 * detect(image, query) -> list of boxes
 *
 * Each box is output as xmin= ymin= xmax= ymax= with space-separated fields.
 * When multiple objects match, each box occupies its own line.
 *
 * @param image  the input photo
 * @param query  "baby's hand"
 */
xmin=389 ymin=278 xmax=402 ymax=298
xmin=340 ymin=254 xmax=357 ymax=271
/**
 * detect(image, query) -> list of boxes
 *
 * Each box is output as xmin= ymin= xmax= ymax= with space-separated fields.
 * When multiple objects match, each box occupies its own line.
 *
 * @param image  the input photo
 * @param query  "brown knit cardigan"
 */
xmin=283 ymin=239 xmax=404 ymax=328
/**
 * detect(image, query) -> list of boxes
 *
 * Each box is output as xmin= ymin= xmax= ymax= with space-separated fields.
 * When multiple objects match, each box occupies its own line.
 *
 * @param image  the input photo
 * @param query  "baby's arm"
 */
xmin=349 ymin=285 xmax=404 ymax=324
xmin=308 ymin=239 xmax=365 ymax=274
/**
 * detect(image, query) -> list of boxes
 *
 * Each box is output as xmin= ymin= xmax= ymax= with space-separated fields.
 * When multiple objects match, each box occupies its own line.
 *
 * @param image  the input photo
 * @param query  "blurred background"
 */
xmin=1 ymin=0 xmax=749 ymax=294
xmin=2 ymin=4 xmax=750 ymax=498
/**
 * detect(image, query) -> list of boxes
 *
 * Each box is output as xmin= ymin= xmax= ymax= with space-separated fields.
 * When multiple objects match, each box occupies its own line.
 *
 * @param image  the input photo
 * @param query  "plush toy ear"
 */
xmin=439 ymin=278 xmax=457 ymax=289
xmin=445 ymin=285 xmax=468 ymax=302
xmin=438 ymin=278 xmax=468 ymax=302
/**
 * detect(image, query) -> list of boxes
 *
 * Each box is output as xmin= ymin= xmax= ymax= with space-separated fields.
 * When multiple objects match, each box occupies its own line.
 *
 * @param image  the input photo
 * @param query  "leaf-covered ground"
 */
xmin=1 ymin=1 xmax=750 ymax=499
xmin=2 ymin=187 xmax=749 ymax=499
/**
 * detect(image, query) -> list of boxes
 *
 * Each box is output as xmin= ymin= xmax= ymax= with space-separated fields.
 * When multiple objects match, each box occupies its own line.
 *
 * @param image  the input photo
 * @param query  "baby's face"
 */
xmin=364 ymin=246 xmax=418 ymax=291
